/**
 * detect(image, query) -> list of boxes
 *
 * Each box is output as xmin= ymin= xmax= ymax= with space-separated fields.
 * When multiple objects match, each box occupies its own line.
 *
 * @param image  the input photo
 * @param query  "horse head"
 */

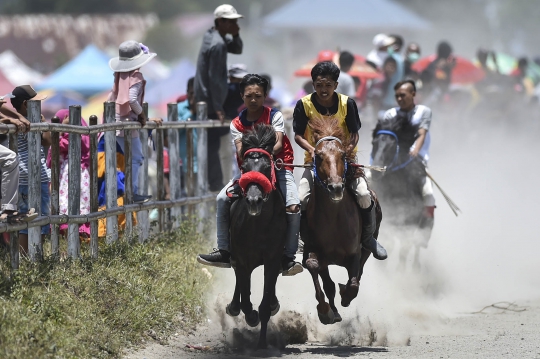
xmin=309 ymin=117 xmax=353 ymax=203
xmin=239 ymin=124 xmax=276 ymax=216
xmin=371 ymin=115 xmax=417 ymax=179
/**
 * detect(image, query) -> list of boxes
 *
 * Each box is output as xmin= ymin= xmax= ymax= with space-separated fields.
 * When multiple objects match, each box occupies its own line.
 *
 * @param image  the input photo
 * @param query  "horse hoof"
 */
xmin=338 ymin=283 xmax=346 ymax=295
xmin=245 ymin=310 xmax=260 ymax=327
xmin=317 ymin=304 xmax=335 ymax=325
xmin=333 ymin=311 xmax=342 ymax=323
xmin=270 ymin=301 xmax=280 ymax=316
xmin=226 ymin=303 xmax=240 ymax=317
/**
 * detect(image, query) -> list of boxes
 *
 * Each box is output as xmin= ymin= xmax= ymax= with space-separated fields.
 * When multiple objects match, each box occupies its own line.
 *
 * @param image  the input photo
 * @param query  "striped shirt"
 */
xmin=17 ymin=133 xmax=51 ymax=185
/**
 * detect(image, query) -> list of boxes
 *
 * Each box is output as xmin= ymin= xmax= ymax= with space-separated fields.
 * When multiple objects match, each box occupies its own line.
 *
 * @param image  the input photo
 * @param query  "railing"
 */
xmin=0 ymin=101 xmax=228 ymax=271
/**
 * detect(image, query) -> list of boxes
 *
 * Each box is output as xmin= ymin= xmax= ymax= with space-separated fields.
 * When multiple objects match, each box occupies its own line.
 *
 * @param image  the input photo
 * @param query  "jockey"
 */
xmin=382 ymin=79 xmax=436 ymax=230
xmin=293 ymin=61 xmax=387 ymax=260
xmin=197 ymin=74 xmax=303 ymax=276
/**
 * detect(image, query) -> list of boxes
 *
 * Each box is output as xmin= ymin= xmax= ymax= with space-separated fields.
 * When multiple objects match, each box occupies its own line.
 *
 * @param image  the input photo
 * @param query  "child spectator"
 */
xmin=10 ymin=85 xmax=51 ymax=254
xmin=108 ymin=40 xmax=162 ymax=204
xmin=46 ymin=109 xmax=91 ymax=241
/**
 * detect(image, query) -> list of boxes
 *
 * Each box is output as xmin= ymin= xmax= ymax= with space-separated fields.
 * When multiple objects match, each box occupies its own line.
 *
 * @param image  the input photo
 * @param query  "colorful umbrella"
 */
xmin=294 ymin=50 xmax=380 ymax=80
xmin=412 ymin=55 xmax=485 ymax=84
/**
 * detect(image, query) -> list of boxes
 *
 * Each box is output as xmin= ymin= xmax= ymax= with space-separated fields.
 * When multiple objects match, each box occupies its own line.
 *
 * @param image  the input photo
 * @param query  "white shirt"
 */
xmin=230 ymin=110 xmax=285 ymax=145
xmin=336 ymin=72 xmax=356 ymax=98
xmin=383 ymin=105 xmax=432 ymax=162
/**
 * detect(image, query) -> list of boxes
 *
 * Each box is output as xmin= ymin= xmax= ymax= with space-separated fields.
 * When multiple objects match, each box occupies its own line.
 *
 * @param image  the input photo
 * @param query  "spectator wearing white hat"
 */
xmin=366 ymin=33 xmax=395 ymax=70
xmin=193 ymin=4 xmax=244 ymax=191
xmin=223 ymin=64 xmax=248 ymax=119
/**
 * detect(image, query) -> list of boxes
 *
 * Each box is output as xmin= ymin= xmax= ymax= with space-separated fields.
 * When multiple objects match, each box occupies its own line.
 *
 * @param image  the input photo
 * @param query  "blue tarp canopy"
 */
xmin=37 ymin=45 xmax=112 ymax=96
xmin=145 ymin=59 xmax=196 ymax=106
xmin=263 ymin=0 xmax=431 ymax=30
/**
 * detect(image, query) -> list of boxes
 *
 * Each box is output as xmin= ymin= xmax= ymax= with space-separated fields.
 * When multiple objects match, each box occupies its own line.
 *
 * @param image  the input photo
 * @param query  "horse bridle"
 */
xmin=312 ymin=136 xmax=348 ymax=191
xmin=241 ymin=148 xmax=276 ymax=202
xmin=374 ymin=130 xmax=415 ymax=172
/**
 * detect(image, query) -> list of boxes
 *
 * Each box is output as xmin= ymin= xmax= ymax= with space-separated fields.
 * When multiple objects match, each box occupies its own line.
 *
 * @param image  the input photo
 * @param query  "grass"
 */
xmin=0 ymin=220 xmax=212 ymax=358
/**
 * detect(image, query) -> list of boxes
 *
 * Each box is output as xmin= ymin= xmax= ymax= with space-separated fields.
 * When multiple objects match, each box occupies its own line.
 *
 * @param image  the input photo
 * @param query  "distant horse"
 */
xmin=370 ymin=117 xmax=433 ymax=269
xmin=226 ymin=124 xmax=286 ymax=349
xmin=303 ymin=117 xmax=381 ymax=325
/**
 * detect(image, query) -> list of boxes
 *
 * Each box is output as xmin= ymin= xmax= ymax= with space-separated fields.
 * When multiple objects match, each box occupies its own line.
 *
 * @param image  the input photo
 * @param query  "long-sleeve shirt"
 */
xmin=112 ymin=82 xmax=143 ymax=138
xmin=193 ymin=27 xmax=243 ymax=116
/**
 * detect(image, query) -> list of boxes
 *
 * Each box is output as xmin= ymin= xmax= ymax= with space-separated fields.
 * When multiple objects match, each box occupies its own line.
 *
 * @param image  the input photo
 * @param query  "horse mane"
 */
xmin=372 ymin=113 xmax=417 ymax=148
xmin=308 ymin=116 xmax=355 ymax=159
xmin=241 ymin=124 xmax=276 ymax=157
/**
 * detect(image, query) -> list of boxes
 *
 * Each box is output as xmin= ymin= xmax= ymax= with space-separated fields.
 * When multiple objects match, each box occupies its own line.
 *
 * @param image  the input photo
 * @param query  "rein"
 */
xmin=312 ymin=136 xmax=348 ymax=191
xmin=375 ymin=130 xmax=415 ymax=172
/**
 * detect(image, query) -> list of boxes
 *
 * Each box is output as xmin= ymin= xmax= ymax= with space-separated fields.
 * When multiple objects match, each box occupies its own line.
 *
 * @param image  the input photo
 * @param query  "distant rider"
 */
xmin=381 ymin=79 xmax=436 ymax=240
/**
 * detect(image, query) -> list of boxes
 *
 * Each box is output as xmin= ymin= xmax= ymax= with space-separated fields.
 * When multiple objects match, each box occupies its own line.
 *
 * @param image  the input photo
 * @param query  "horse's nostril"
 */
xmin=257 ymin=197 xmax=263 ymax=204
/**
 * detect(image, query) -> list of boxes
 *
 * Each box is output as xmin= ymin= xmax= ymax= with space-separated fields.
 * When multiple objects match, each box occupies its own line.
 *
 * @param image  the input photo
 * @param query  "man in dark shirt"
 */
xmin=193 ymin=4 xmax=243 ymax=191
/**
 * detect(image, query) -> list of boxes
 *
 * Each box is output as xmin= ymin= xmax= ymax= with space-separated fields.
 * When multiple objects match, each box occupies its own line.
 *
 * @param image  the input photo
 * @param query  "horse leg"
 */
xmin=226 ymin=268 xmax=241 ymax=317
xmin=319 ymin=267 xmax=341 ymax=323
xmin=237 ymin=266 xmax=259 ymax=328
xmin=257 ymin=261 xmax=280 ymax=349
xmin=339 ymin=253 xmax=360 ymax=307
xmin=413 ymin=245 xmax=421 ymax=272
xmin=306 ymin=253 xmax=334 ymax=325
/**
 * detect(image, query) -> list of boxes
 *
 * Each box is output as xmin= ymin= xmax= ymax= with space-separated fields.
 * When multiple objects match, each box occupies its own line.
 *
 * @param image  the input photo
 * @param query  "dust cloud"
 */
xmin=201 ymin=1 xmax=540 ymax=350
xmin=202 ymin=105 xmax=540 ymax=351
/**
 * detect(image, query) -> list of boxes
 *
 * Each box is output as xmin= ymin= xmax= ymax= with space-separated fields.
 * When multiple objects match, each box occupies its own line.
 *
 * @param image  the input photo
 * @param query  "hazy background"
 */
xmin=2 ymin=0 xmax=538 ymax=345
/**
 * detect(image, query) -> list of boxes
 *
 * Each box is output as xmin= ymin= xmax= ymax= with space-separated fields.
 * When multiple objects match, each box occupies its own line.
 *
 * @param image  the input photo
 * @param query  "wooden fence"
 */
xmin=0 ymin=100 xmax=228 ymax=271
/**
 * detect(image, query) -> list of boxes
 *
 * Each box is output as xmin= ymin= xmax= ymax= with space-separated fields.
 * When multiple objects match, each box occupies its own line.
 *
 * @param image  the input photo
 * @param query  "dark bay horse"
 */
xmin=303 ymin=117 xmax=381 ymax=325
xmin=226 ymin=124 xmax=286 ymax=349
xmin=370 ymin=117 xmax=433 ymax=269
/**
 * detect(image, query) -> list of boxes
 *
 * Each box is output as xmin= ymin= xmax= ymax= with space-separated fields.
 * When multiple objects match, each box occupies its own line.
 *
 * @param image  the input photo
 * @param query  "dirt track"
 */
xmin=128 ymin=106 xmax=540 ymax=359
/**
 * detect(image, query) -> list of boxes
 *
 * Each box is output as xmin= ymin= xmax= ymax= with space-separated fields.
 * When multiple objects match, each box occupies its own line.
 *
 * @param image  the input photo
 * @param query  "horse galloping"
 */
xmin=226 ymin=124 xmax=286 ymax=349
xmin=370 ymin=117 xmax=434 ymax=270
xmin=303 ymin=117 xmax=382 ymax=325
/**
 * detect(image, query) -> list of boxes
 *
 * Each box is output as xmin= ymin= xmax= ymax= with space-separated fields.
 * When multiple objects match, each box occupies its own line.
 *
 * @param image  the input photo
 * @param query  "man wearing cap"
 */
xmin=10 ymin=85 xmax=52 ymax=253
xmin=194 ymin=4 xmax=243 ymax=192
xmin=366 ymin=34 xmax=395 ymax=70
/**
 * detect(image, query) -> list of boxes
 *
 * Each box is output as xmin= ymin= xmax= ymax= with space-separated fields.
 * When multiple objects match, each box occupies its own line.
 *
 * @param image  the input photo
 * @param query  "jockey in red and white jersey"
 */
xmin=197 ymin=74 xmax=303 ymax=276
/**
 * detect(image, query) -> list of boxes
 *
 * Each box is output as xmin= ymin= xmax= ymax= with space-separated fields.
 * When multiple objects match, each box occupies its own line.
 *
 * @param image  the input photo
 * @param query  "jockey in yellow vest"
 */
xmin=293 ymin=61 xmax=387 ymax=260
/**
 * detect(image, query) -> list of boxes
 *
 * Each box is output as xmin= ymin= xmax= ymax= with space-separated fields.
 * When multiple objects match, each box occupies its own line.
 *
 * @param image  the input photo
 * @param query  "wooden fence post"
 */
xmin=89 ymin=115 xmax=99 ymax=258
xmin=155 ymin=127 xmax=165 ymax=232
xmin=196 ymin=102 xmax=208 ymax=228
xmin=104 ymin=102 xmax=118 ymax=243
xmin=50 ymin=116 xmax=60 ymax=257
xmin=8 ymin=133 xmax=18 ymax=272
xmin=67 ymin=106 xmax=82 ymax=258
xmin=186 ymin=128 xmax=195 ymax=216
xmin=27 ymin=100 xmax=43 ymax=261
xmin=167 ymin=103 xmax=181 ymax=228
xmin=123 ymin=125 xmax=133 ymax=238
xmin=137 ymin=103 xmax=149 ymax=242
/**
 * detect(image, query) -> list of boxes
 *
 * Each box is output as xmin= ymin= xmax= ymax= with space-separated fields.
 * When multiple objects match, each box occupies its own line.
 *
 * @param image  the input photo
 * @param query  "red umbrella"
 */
xmin=411 ymin=55 xmax=485 ymax=84
xmin=294 ymin=50 xmax=381 ymax=80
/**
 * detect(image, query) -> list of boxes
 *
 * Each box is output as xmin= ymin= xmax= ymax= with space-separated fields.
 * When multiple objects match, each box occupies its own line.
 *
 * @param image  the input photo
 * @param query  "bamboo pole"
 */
xmin=167 ymin=103 xmax=181 ymax=228
xmin=26 ymin=100 xmax=43 ymax=261
xmin=196 ymin=102 xmax=209 ymax=229
xmin=155 ymin=127 xmax=165 ymax=232
xmin=123 ymin=127 xmax=133 ymax=238
xmin=104 ymin=102 xmax=118 ymax=243
xmin=67 ymin=106 xmax=82 ymax=258
xmin=137 ymin=103 xmax=150 ymax=242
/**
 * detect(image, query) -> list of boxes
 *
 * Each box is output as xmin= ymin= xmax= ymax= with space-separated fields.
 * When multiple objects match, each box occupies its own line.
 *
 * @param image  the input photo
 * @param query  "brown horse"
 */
xmin=303 ymin=117 xmax=382 ymax=324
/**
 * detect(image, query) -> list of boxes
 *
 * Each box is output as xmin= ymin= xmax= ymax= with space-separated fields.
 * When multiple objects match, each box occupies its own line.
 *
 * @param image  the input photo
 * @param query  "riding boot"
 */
xmin=282 ymin=212 xmax=303 ymax=276
xmin=300 ymin=211 xmax=310 ymax=267
xmin=418 ymin=206 xmax=435 ymax=248
xmin=360 ymin=201 xmax=388 ymax=260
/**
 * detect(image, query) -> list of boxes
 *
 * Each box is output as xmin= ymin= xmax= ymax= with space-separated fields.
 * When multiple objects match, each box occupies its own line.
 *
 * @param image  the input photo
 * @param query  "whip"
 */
xmin=426 ymin=169 xmax=461 ymax=217
xmin=274 ymin=158 xmax=386 ymax=172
